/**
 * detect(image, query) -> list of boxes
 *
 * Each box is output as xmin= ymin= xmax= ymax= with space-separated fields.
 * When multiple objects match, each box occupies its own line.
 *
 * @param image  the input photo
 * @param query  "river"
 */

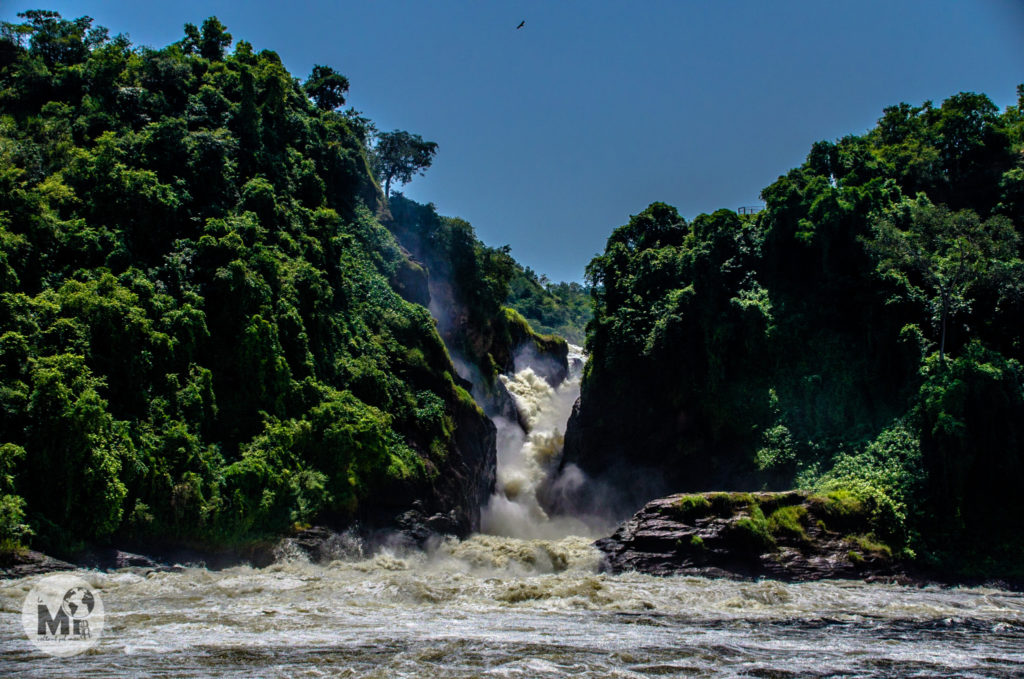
xmin=2 ymin=536 xmax=1023 ymax=677
xmin=2 ymin=350 xmax=1023 ymax=676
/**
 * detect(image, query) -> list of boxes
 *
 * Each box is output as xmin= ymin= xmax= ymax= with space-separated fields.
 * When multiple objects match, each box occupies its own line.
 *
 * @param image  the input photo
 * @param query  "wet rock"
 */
xmin=511 ymin=338 xmax=569 ymax=388
xmin=268 ymin=526 xmax=363 ymax=564
xmin=0 ymin=549 xmax=76 ymax=579
xmin=380 ymin=504 xmax=462 ymax=551
xmin=72 ymin=548 xmax=176 ymax=572
xmin=286 ymin=526 xmax=338 ymax=561
xmin=440 ymin=397 xmax=497 ymax=535
xmin=596 ymin=491 xmax=903 ymax=581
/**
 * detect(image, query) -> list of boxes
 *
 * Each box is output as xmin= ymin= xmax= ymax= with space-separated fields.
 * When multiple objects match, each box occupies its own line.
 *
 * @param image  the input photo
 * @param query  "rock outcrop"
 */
xmin=596 ymin=491 xmax=905 ymax=581
xmin=71 ymin=548 xmax=179 ymax=572
xmin=0 ymin=550 xmax=77 ymax=578
xmin=422 ymin=397 xmax=496 ymax=536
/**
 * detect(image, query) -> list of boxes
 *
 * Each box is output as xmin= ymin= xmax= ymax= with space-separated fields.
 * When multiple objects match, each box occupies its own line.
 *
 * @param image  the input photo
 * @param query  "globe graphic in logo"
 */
xmin=22 ymin=574 xmax=104 ymax=657
xmin=61 ymin=587 xmax=95 ymax=620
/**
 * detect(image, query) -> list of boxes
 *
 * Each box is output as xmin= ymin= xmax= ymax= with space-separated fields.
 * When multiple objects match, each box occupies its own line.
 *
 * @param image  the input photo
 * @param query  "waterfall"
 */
xmin=481 ymin=345 xmax=597 ymax=538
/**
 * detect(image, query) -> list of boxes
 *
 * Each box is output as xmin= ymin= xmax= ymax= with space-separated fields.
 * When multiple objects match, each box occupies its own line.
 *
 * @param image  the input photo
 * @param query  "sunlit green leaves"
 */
xmin=0 ymin=11 xmax=486 ymax=552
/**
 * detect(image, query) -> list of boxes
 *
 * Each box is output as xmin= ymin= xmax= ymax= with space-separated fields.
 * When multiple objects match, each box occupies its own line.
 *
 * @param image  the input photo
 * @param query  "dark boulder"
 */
xmin=596 ymin=491 xmax=908 ymax=582
xmin=1 ymin=550 xmax=76 ymax=579
xmin=72 ymin=548 xmax=177 ymax=572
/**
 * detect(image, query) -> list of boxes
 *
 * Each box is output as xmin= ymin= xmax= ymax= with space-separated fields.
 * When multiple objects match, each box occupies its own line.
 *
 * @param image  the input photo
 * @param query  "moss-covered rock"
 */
xmin=596 ymin=490 xmax=902 ymax=580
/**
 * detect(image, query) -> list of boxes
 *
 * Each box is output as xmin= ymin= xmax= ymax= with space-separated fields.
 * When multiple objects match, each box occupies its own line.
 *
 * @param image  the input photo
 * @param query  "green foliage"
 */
xmin=0 ymin=11 xmax=500 ymax=553
xmin=914 ymin=343 xmax=1024 ymax=551
xmin=181 ymin=17 xmax=233 ymax=61
xmin=0 ymin=443 xmax=31 ymax=549
xmin=708 ymin=492 xmax=756 ymax=515
xmin=22 ymin=354 xmax=130 ymax=546
xmin=802 ymin=422 xmax=924 ymax=546
xmin=371 ymin=130 xmax=437 ymax=198
xmin=573 ymin=86 xmax=1024 ymax=574
xmin=304 ymin=65 xmax=349 ymax=112
xmin=847 ymin=533 xmax=893 ymax=560
xmin=808 ymin=489 xmax=868 ymax=523
xmin=767 ymin=505 xmax=808 ymax=541
xmin=730 ymin=504 xmax=776 ymax=552
xmin=573 ymin=203 xmax=771 ymax=487
xmin=505 ymin=266 xmax=592 ymax=344
xmin=865 ymin=199 xmax=1020 ymax=364
xmin=672 ymin=493 xmax=712 ymax=519
xmin=756 ymin=423 xmax=796 ymax=471
xmin=384 ymin=194 xmax=566 ymax=392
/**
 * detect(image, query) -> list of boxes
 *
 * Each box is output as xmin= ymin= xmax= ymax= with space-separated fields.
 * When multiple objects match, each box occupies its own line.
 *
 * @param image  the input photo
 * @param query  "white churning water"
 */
xmin=2 ymin=537 xmax=1023 ymax=677
xmin=481 ymin=344 xmax=598 ymax=539
xmin=3 ymin=345 xmax=1023 ymax=677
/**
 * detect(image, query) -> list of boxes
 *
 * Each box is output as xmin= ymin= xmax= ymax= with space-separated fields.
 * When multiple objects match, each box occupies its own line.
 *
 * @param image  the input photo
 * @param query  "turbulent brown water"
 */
xmin=4 ymin=350 xmax=1023 ymax=677
xmin=2 ymin=536 xmax=1024 ymax=677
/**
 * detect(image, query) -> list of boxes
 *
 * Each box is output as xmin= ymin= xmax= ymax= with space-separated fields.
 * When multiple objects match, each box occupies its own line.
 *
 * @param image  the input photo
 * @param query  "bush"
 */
xmin=730 ymin=504 xmax=776 ymax=552
xmin=672 ymin=494 xmax=712 ymax=519
xmin=767 ymin=505 xmax=808 ymax=541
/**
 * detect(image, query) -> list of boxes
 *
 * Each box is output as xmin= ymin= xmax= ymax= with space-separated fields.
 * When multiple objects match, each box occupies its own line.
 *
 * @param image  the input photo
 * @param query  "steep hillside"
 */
xmin=564 ymin=89 xmax=1024 ymax=575
xmin=0 ymin=12 xmax=558 ymax=557
xmin=385 ymin=195 xmax=568 ymax=412
xmin=506 ymin=267 xmax=591 ymax=346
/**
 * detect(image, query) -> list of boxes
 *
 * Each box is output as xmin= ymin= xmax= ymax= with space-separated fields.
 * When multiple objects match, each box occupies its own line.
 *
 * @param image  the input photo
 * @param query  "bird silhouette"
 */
xmin=516 ymin=21 xmax=525 ymax=29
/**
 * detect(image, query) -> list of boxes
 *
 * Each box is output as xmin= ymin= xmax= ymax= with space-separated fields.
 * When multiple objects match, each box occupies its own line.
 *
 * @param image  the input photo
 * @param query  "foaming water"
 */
xmin=482 ymin=345 xmax=601 ymax=539
xmin=5 ymin=347 xmax=1021 ymax=676
xmin=2 ymin=536 xmax=1023 ymax=677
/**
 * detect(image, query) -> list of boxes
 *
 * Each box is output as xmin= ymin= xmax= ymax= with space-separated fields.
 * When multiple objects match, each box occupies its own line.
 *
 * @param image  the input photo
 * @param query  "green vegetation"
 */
xmin=808 ymin=490 xmax=869 ymax=526
xmin=0 ymin=11 xmax=552 ymax=556
xmin=663 ymin=490 xmax=901 ymax=558
xmin=505 ymin=267 xmax=591 ymax=345
xmin=672 ymin=493 xmax=712 ymax=519
xmin=708 ymin=492 xmax=756 ymax=516
xmin=2 ymin=9 xmax=1017 ymax=581
xmin=731 ymin=504 xmax=776 ymax=552
xmin=767 ymin=505 xmax=808 ymax=542
xmin=385 ymin=194 xmax=567 ymax=395
xmin=569 ymin=87 xmax=1024 ymax=576
xmin=371 ymin=130 xmax=437 ymax=199
xmin=847 ymin=533 xmax=893 ymax=560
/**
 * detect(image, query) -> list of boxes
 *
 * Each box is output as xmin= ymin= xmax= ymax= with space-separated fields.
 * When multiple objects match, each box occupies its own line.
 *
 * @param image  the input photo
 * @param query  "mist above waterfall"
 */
xmin=481 ymin=346 xmax=610 ymax=539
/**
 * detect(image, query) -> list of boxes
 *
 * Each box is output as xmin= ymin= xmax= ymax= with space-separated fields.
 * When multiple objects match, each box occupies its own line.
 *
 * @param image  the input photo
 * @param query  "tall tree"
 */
xmin=866 ymin=200 xmax=1020 ymax=366
xmin=303 ymin=65 xmax=349 ymax=111
xmin=371 ymin=130 xmax=438 ymax=198
xmin=5 ymin=10 xmax=104 ymax=66
xmin=182 ymin=16 xmax=232 ymax=61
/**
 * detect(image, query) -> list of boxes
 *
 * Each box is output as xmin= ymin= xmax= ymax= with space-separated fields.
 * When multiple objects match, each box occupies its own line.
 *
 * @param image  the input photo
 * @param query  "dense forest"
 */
xmin=564 ymin=88 xmax=1024 ymax=576
xmin=1 ymin=10 xmax=1021 ymax=580
xmin=0 ymin=12 xmax=565 ymax=556
xmin=505 ymin=268 xmax=590 ymax=345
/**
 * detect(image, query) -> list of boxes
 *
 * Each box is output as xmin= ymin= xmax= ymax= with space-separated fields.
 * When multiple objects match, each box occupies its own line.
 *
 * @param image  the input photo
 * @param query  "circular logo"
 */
xmin=21 ymin=574 xmax=104 ymax=657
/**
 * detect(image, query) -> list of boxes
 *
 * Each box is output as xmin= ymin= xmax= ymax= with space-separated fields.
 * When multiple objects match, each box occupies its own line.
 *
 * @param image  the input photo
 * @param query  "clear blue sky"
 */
xmin=3 ymin=1 xmax=1022 ymax=282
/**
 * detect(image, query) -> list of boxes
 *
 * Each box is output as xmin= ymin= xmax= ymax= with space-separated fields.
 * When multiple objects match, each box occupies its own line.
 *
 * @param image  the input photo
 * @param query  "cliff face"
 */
xmin=377 ymin=201 xmax=570 ymax=537
xmin=385 ymin=195 xmax=569 ymax=408
xmin=596 ymin=491 xmax=902 ymax=581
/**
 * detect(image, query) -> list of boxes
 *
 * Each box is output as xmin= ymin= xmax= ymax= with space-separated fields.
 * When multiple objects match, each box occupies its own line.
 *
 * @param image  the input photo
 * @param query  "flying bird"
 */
xmin=516 ymin=21 xmax=525 ymax=29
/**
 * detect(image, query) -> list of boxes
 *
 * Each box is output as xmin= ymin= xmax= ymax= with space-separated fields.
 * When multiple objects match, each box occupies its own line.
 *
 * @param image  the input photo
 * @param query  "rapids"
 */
xmin=1 ymin=536 xmax=1023 ymax=677
xmin=3 ymin=346 xmax=1023 ymax=677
